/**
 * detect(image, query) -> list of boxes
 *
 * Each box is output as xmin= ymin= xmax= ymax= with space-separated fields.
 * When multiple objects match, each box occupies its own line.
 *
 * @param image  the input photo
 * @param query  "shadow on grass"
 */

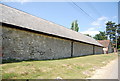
xmin=2 ymin=53 xmax=111 ymax=64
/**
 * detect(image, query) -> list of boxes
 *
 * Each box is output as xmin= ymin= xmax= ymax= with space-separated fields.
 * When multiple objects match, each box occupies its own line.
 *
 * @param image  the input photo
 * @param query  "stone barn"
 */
xmin=0 ymin=4 xmax=103 ymax=61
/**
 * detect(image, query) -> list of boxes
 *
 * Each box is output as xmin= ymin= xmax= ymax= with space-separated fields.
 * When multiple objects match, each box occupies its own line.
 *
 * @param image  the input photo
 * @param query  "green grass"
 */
xmin=1 ymin=53 xmax=118 ymax=79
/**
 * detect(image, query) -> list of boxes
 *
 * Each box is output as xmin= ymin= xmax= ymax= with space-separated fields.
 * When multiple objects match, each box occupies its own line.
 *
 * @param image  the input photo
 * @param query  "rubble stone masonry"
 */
xmin=1 ymin=25 xmax=103 ymax=61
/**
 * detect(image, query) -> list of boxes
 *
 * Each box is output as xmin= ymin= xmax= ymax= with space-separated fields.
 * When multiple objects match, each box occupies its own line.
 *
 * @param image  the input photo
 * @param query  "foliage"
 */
xmin=117 ymin=36 xmax=120 ymax=49
xmin=71 ymin=20 xmax=79 ymax=32
xmin=117 ymin=24 xmax=120 ymax=49
xmin=84 ymin=34 xmax=92 ymax=37
xmin=93 ymin=31 xmax=107 ymax=40
xmin=106 ymin=21 xmax=120 ymax=48
xmin=106 ymin=21 xmax=116 ymax=41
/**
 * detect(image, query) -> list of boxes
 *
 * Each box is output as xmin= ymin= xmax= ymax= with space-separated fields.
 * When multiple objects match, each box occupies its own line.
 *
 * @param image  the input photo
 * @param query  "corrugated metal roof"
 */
xmin=1 ymin=4 xmax=103 ymax=47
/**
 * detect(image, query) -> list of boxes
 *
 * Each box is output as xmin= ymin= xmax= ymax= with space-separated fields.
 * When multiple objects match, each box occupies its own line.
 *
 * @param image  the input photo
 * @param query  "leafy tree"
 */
xmin=71 ymin=20 xmax=79 ymax=32
xmin=106 ymin=21 xmax=120 ymax=48
xmin=106 ymin=21 xmax=116 ymax=43
xmin=93 ymin=31 xmax=107 ymax=40
xmin=117 ymin=24 xmax=120 ymax=37
xmin=84 ymin=34 xmax=92 ymax=37
xmin=117 ymin=24 xmax=120 ymax=49
xmin=117 ymin=36 xmax=120 ymax=49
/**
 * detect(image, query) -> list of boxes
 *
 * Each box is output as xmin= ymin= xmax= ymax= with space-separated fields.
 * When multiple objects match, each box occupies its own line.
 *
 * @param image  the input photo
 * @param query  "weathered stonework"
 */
xmin=2 ymin=26 xmax=71 ymax=60
xmin=94 ymin=46 xmax=103 ymax=54
xmin=73 ymin=42 xmax=94 ymax=56
xmin=1 ymin=25 xmax=103 ymax=61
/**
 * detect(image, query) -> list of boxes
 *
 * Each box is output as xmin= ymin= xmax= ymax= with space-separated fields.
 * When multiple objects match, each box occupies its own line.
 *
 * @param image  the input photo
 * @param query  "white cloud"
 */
xmin=112 ymin=16 xmax=117 ymax=19
xmin=82 ymin=16 xmax=109 ymax=36
xmin=81 ymin=30 xmax=99 ymax=36
xmin=88 ymin=27 xmax=95 ymax=31
xmin=81 ymin=27 xmax=99 ymax=36
xmin=98 ymin=16 xmax=108 ymax=21
xmin=91 ymin=21 xmax=100 ymax=26
xmin=20 ymin=0 xmax=30 ymax=4
xmin=91 ymin=16 xmax=108 ymax=26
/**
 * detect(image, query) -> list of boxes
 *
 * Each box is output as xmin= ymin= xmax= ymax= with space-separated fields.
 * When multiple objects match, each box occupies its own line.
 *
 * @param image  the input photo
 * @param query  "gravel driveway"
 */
xmin=89 ymin=57 xmax=118 ymax=79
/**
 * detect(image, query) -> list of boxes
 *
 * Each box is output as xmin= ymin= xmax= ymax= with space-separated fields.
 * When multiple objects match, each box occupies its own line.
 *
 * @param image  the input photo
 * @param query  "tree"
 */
xmin=117 ymin=36 xmax=120 ymax=49
xmin=116 ymin=24 xmax=120 ymax=49
xmin=71 ymin=20 xmax=79 ymax=32
xmin=117 ymin=24 xmax=120 ymax=37
xmin=105 ymin=21 xmax=120 ymax=48
xmin=106 ymin=21 xmax=116 ymax=43
xmin=84 ymin=34 xmax=92 ymax=37
xmin=93 ymin=31 xmax=107 ymax=40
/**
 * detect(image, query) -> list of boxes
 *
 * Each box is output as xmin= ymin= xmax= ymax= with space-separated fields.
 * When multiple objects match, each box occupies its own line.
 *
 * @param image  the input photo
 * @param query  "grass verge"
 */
xmin=1 ymin=53 xmax=118 ymax=79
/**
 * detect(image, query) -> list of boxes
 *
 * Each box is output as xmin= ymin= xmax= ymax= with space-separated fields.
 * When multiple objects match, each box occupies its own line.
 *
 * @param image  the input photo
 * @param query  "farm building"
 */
xmin=0 ymin=4 xmax=103 ymax=61
xmin=97 ymin=40 xmax=113 ymax=54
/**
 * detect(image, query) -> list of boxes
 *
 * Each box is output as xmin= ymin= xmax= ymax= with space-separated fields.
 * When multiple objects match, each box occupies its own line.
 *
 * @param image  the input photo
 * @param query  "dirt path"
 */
xmin=89 ymin=57 xmax=118 ymax=79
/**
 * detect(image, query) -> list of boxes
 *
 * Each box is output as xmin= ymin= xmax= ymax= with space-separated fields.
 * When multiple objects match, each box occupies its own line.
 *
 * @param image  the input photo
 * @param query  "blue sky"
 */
xmin=2 ymin=1 xmax=118 ymax=36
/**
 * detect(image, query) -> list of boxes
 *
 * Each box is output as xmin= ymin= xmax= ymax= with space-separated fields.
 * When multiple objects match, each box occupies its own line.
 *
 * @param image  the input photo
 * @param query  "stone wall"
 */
xmin=1 ymin=25 xmax=103 ymax=61
xmin=2 ymin=26 xmax=71 ymax=60
xmin=94 ymin=46 xmax=103 ymax=54
xmin=73 ymin=42 xmax=94 ymax=56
